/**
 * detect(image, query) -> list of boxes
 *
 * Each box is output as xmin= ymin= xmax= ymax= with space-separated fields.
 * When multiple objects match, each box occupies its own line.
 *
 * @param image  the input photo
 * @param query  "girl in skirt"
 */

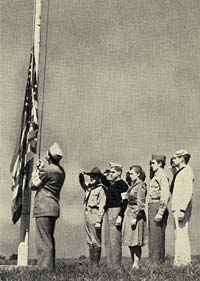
xmin=122 ymin=165 xmax=147 ymax=271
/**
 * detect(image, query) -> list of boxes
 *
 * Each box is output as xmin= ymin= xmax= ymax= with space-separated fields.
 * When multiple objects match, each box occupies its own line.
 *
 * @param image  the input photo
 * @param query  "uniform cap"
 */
xmin=152 ymin=155 xmax=166 ymax=162
xmin=109 ymin=162 xmax=123 ymax=169
xmin=173 ymin=149 xmax=190 ymax=158
xmin=49 ymin=142 xmax=63 ymax=159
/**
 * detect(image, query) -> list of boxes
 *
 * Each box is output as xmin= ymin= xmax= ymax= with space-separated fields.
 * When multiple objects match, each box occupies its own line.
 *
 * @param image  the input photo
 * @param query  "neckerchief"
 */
xmin=84 ymin=183 xmax=101 ymax=207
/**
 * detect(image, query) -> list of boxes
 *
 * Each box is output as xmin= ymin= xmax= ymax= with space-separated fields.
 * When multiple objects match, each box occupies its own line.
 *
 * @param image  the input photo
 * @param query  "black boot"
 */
xmin=89 ymin=247 xmax=94 ymax=269
xmin=93 ymin=247 xmax=101 ymax=268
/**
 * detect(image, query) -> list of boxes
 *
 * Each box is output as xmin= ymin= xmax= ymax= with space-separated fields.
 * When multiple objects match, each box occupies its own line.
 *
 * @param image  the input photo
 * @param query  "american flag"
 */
xmin=10 ymin=48 xmax=39 ymax=224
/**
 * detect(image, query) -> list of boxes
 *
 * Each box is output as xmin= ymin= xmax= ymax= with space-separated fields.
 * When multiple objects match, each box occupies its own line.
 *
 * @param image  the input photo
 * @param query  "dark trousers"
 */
xmin=148 ymin=203 xmax=168 ymax=263
xmin=36 ymin=216 xmax=57 ymax=270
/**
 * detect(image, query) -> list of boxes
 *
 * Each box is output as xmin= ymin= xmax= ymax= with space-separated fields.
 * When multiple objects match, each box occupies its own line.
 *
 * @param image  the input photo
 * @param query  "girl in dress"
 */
xmin=122 ymin=165 xmax=147 ymax=271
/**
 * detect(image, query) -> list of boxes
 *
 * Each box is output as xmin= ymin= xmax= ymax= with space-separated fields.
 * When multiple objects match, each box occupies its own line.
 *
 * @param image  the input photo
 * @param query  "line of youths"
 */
xmin=79 ymin=150 xmax=194 ymax=272
xmin=30 ymin=144 xmax=194 ymax=271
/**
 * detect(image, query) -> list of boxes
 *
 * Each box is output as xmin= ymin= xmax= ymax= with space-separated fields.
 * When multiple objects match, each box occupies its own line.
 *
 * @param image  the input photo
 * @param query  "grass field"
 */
xmin=0 ymin=256 xmax=200 ymax=281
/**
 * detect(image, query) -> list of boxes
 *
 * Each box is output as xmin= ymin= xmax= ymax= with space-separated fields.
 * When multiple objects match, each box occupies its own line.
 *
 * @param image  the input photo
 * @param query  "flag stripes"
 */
xmin=10 ymin=48 xmax=39 ymax=224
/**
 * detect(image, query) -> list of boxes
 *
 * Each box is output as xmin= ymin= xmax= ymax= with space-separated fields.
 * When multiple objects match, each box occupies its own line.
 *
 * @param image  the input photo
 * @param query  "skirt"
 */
xmin=122 ymin=207 xmax=147 ymax=247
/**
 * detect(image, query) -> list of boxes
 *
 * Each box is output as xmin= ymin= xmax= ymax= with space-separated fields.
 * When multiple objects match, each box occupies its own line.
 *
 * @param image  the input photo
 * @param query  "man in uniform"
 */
xmin=171 ymin=150 xmax=194 ymax=266
xmin=30 ymin=142 xmax=65 ymax=270
xmin=148 ymin=155 xmax=170 ymax=263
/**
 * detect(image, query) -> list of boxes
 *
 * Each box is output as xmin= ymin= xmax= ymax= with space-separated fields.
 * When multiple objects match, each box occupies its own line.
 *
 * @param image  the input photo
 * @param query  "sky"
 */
xmin=0 ymin=0 xmax=200 ymax=258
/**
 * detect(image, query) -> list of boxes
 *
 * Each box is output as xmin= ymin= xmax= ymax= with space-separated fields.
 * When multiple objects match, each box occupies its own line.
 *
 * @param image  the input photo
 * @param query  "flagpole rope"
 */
xmin=38 ymin=0 xmax=50 ymax=158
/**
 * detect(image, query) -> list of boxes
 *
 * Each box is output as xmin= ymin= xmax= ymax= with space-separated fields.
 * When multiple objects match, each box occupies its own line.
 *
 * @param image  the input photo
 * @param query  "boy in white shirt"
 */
xmin=170 ymin=150 xmax=194 ymax=267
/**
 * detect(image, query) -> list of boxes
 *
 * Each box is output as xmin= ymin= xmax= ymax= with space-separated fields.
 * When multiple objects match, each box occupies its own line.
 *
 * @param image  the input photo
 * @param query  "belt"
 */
xmin=148 ymin=199 xmax=160 ymax=203
xmin=128 ymin=203 xmax=137 ymax=206
xmin=85 ymin=206 xmax=99 ymax=211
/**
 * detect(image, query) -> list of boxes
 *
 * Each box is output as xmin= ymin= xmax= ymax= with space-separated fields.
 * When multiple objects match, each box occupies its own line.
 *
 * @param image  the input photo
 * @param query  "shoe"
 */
xmin=130 ymin=263 xmax=140 ymax=273
xmin=93 ymin=247 xmax=101 ymax=268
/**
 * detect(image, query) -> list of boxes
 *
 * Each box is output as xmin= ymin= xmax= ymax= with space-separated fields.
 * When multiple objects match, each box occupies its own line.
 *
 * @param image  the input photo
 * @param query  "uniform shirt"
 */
xmin=171 ymin=165 xmax=194 ymax=212
xmin=106 ymin=179 xmax=128 ymax=217
xmin=31 ymin=159 xmax=65 ymax=218
xmin=127 ymin=179 xmax=147 ymax=219
xmin=79 ymin=173 xmax=106 ymax=224
xmin=149 ymin=168 xmax=170 ymax=216
xmin=84 ymin=184 xmax=106 ymax=224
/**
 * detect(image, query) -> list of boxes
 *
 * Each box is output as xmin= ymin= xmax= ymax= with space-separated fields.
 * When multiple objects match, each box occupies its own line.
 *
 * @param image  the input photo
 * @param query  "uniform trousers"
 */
xmin=36 ymin=216 xmax=57 ymax=270
xmin=84 ymin=209 xmax=101 ymax=249
xmin=148 ymin=202 xmax=168 ymax=263
xmin=104 ymin=207 xmax=122 ymax=266
xmin=173 ymin=210 xmax=191 ymax=266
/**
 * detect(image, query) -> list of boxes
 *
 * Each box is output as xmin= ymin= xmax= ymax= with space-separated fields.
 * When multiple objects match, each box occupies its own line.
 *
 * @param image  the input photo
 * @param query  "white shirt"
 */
xmin=171 ymin=165 xmax=194 ymax=211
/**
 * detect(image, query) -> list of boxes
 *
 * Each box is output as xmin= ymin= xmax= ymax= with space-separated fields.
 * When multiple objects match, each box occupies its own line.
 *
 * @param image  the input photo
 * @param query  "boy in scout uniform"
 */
xmin=79 ymin=167 xmax=106 ymax=269
xmin=31 ymin=143 xmax=65 ymax=270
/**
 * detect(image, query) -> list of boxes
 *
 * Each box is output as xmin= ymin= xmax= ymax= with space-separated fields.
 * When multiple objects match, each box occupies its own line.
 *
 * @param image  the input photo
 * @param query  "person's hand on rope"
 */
xmin=36 ymin=159 xmax=44 ymax=171
xmin=30 ymin=170 xmax=42 ymax=189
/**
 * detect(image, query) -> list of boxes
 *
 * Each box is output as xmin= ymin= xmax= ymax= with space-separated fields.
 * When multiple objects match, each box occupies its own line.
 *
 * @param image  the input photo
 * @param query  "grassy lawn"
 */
xmin=0 ymin=256 xmax=200 ymax=281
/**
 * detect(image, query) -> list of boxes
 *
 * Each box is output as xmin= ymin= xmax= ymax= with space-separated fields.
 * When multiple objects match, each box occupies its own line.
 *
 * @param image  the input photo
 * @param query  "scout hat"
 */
xmin=85 ymin=167 xmax=102 ymax=176
xmin=152 ymin=155 xmax=166 ymax=162
xmin=49 ymin=142 xmax=63 ymax=159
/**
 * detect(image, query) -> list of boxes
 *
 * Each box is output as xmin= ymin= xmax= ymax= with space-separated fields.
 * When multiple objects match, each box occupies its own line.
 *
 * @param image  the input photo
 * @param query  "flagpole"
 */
xmin=38 ymin=0 xmax=50 ymax=159
xmin=34 ymin=0 xmax=41 ymax=82
xmin=17 ymin=0 xmax=41 ymax=266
